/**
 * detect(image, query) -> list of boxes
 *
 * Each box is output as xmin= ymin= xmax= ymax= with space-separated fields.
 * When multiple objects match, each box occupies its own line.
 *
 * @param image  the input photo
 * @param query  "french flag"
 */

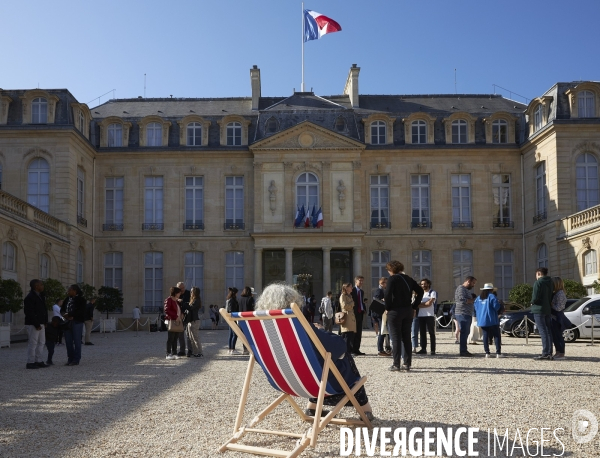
xmin=304 ymin=206 xmax=312 ymax=228
xmin=304 ymin=9 xmax=342 ymax=42
xmin=315 ymin=207 xmax=323 ymax=228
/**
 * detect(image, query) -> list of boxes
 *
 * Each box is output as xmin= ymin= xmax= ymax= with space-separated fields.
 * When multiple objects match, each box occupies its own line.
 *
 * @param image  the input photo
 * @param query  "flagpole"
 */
xmin=301 ymin=1 xmax=305 ymax=92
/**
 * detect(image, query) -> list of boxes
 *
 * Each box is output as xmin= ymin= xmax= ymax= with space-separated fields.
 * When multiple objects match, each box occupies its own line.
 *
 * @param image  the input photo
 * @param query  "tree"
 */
xmin=0 ymin=278 xmax=23 ymax=317
xmin=43 ymin=278 xmax=66 ymax=310
xmin=563 ymin=279 xmax=586 ymax=299
xmin=77 ymin=282 xmax=96 ymax=302
xmin=96 ymin=286 xmax=123 ymax=319
xmin=508 ymin=283 xmax=533 ymax=307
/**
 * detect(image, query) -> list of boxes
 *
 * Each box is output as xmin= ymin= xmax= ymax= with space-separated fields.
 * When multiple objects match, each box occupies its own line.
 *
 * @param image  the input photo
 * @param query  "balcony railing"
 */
xmin=452 ymin=221 xmax=473 ymax=228
xmin=183 ymin=222 xmax=205 ymax=230
xmin=77 ymin=215 xmax=88 ymax=227
xmin=493 ymin=220 xmax=514 ymax=228
xmin=0 ymin=189 xmax=65 ymax=236
xmin=533 ymin=212 xmax=547 ymax=224
xmin=142 ymin=223 xmax=164 ymax=231
xmin=370 ymin=221 xmax=390 ymax=229
xmin=103 ymin=223 xmax=124 ymax=231
xmin=142 ymin=305 xmax=161 ymax=314
xmin=411 ymin=221 xmax=432 ymax=229
xmin=224 ymin=222 xmax=245 ymax=230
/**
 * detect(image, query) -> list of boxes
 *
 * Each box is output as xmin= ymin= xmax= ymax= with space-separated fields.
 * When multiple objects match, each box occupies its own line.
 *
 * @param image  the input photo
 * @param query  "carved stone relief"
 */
xmin=7 ymin=226 xmax=17 ymax=240
xmin=268 ymin=180 xmax=278 ymax=215
xmin=582 ymin=237 xmax=592 ymax=250
xmin=44 ymin=241 xmax=52 ymax=252
xmin=190 ymin=241 xmax=198 ymax=250
xmin=149 ymin=242 xmax=157 ymax=250
xmin=337 ymin=180 xmax=347 ymax=215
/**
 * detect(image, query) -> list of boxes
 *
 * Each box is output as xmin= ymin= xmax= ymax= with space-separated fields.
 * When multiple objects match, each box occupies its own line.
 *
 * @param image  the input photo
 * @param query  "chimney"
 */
xmin=343 ymin=64 xmax=360 ymax=108
xmin=250 ymin=65 xmax=261 ymax=110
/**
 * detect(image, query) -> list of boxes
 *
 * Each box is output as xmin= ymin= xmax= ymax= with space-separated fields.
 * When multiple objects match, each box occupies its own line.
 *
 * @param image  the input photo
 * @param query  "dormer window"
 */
xmin=371 ymin=121 xmax=386 ymax=145
xmin=451 ymin=120 xmax=467 ymax=144
xmin=534 ymin=105 xmax=543 ymax=131
xmin=147 ymin=122 xmax=162 ymax=146
xmin=266 ymin=117 xmax=278 ymax=134
xmin=578 ymin=91 xmax=595 ymax=118
xmin=32 ymin=97 xmax=47 ymax=124
xmin=227 ymin=122 xmax=242 ymax=146
xmin=335 ymin=116 xmax=346 ymax=132
xmin=187 ymin=122 xmax=202 ymax=146
xmin=412 ymin=120 xmax=427 ymax=144
xmin=78 ymin=110 xmax=85 ymax=132
xmin=492 ymin=120 xmax=508 ymax=144
xmin=108 ymin=123 xmax=123 ymax=147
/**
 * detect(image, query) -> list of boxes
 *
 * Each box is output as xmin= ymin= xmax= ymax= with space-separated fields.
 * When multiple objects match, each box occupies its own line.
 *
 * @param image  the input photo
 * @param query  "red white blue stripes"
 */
xmin=303 ymin=9 xmax=342 ymax=42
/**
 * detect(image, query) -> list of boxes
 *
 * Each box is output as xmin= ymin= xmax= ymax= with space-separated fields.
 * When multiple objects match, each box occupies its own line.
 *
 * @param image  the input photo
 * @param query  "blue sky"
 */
xmin=1 ymin=0 xmax=599 ymax=107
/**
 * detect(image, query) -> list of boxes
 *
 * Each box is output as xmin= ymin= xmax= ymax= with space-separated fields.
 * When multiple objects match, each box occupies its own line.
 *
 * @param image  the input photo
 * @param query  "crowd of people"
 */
xmin=163 ymin=282 xmax=204 ymax=360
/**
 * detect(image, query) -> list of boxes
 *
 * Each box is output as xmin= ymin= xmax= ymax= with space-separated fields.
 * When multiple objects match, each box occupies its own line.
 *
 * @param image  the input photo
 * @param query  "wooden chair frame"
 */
xmin=218 ymin=303 xmax=372 ymax=458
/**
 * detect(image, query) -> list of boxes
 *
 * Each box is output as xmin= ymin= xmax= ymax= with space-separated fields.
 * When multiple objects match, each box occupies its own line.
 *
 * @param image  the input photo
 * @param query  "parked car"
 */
xmin=499 ymin=299 xmax=578 ymax=338
xmin=563 ymin=295 xmax=600 ymax=342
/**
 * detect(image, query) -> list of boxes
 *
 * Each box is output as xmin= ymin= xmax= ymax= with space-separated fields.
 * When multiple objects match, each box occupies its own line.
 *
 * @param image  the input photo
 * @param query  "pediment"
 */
xmin=250 ymin=121 xmax=365 ymax=152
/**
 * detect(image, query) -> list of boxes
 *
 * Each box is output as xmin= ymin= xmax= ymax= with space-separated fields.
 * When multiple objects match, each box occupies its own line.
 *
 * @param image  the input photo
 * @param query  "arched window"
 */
xmin=578 ymin=91 xmax=595 ymax=118
xmin=2 ymin=242 xmax=16 ymax=272
xmin=371 ymin=121 xmax=386 ymax=145
xmin=335 ymin=116 xmax=346 ymax=132
xmin=227 ymin=122 xmax=242 ymax=146
xmin=266 ymin=117 xmax=278 ymax=134
xmin=492 ymin=119 xmax=508 ymax=144
xmin=412 ymin=120 xmax=427 ymax=144
xmin=451 ymin=120 xmax=467 ymax=144
xmin=32 ymin=97 xmax=48 ymax=124
xmin=534 ymin=105 xmax=543 ymax=131
xmin=537 ymin=244 xmax=548 ymax=269
xmin=77 ymin=248 xmax=84 ymax=283
xmin=187 ymin=122 xmax=202 ymax=146
xmin=576 ymin=153 xmax=599 ymax=211
xmin=146 ymin=122 xmax=162 ymax=146
xmin=27 ymin=158 xmax=50 ymax=212
xmin=584 ymin=250 xmax=597 ymax=276
xmin=40 ymin=253 xmax=50 ymax=280
xmin=296 ymin=172 xmax=319 ymax=211
xmin=107 ymin=123 xmax=122 ymax=147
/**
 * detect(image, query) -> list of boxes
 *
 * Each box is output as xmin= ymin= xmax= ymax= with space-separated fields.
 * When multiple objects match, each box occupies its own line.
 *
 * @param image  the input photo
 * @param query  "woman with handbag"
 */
xmin=225 ymin=287 xmax=239 ymax=355
xmin=60 ymin=284 xmax=87 ymax=366
xmin=164 ymin=286 xmax=183 ymax=360
xmin=338 ymin=283 xmax=356 ymax=354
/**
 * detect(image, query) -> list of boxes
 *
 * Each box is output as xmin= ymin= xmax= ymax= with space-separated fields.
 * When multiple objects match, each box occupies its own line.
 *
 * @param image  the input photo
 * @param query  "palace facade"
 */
xmin=1 ymin=65 xmax=600 ymax=334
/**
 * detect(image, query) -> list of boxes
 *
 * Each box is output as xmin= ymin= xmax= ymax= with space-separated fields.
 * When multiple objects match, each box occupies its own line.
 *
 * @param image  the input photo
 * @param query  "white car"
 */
xmin=563 ymin=295 xmax=600 ymax=342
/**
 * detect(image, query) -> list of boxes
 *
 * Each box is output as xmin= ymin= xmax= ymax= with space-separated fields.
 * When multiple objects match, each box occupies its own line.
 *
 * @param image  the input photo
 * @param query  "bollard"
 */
xmin=524 ymin=316 xmax=529 ymax=346
xmin=588 ymin=315 xmax=596 ymax=347
xmin=135 ymin=319 xmax=138 ymax=337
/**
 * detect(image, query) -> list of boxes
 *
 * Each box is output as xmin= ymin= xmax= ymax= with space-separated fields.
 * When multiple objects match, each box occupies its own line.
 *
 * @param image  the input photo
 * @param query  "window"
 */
xmin=296 ymin=172 xmax=319 ymax=211
xmin=266 ymin=117 xmax=278 ymax=134
xmin=335 ymin=116 xmax=346 ymax=132
xmin=187 ymin=122 xmax=202 ymax=146
xmin=227 ymin=122 xmax=242 ymax=146
xmin=492 ymin=174 xmax=511 ymax=226
xmin=537 ymin=244 xmax=548 ymax=269
xmin=185 ymin=176 xmax=204 ymax=229
xmin=451 ymin=174 xmax=471 ymax=226
xmin=184 ymin=252 xmax=204 ymax=296
xmin=144 ymin=252 xmax=163 ymax=312
xmin=32 ymin=97 xmax=47 ymax=124
xmin=27 ymin=157 xmax=50 ymax=212
xmin=108 ymin=123 xmax=123 ymax=147
xmin=370 ymin=175 xmax=389 ymax=228
xmin=453 ymin=249 xmax=473 ymax=287
xmin=77 ymin=168 xmax=85 ymax=218
xmin=494 ymin=250 xmax=513 ymax=301
xmin=576 ymin=153 xmax=599 ymax=211
xmin=452 ymin=120 xmax=467 ymax=144
xmin=411 ymin=174 xmax=430 ymax=227
xmin=535 ymin=162 xmax=547 ymax=221
xmin=584 ymin=250 xmax=597 ymax=276
xmin=146 ymin=122 xmax=162 ymax=146
xmin=144 ymin=176 xmax=164 ymax=229
xmin=78 ymin=110 xmax=85 ymax=133
xmin=371 ymin=121 xmax=386 ymax=145
xmin=76 ymin=248 xmax=83 ymax=283
xmin=412 ymin=250 xmax=432 ymax=281
xmin=492 ymin=120 xmax=508 ymax=144
xmin=2 ymin=242 xmax=16 ymax=272
xmin=578 ymin=91 xmax=595 ymax=118
xmin=105 ymin=177 xmax=124 ymax=230
xmin=225 ymin=176 xmax=244 ymax=229
xmin=104 ymin=252 xmax=123 ymax=290
xmin=371 ymin=250 xmax=390 ymax=290
xmin=225 ymin=251 xmax=244 ymax=293
xmin=40 ymin=253 xmax=50 ymax=280
xmin=534 ymin=105 xmax=543 ymax=131
xmin=412 ymin=120 xmax=427 ymax=144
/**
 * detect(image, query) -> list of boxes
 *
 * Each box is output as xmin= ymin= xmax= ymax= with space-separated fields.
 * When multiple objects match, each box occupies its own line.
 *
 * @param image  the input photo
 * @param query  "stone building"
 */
xmin=1 ymin=66 xmax=599 ymax=334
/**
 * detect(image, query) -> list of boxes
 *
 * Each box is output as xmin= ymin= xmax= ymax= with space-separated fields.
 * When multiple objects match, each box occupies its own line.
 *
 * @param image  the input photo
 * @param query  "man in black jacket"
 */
xmin=23 ymin=279 xmax=49 ymax=369
xmin=351 ymin=275 xmax=367 ymax=356
xmin=384 ymin=261 xmax=424 ymax=371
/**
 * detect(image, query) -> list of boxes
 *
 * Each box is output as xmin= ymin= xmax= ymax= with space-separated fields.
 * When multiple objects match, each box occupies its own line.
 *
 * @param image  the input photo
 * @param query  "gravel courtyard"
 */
xmin=0 ymin=327 xmax=598 ymax=457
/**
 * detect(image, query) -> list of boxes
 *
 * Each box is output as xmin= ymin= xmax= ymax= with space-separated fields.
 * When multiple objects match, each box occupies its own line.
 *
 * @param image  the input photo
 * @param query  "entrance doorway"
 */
xmin=292 ymin=250 xmax=323 ymax=300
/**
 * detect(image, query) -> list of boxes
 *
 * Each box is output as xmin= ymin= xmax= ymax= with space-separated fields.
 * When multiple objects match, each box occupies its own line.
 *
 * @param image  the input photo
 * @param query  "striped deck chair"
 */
xmin=219 ymin=303 xmax=372 ymax=458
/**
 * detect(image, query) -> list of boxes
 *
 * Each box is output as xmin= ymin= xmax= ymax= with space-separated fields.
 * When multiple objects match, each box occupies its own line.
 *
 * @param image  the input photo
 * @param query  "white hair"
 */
xmin=255 ymin=283 xmax=303 ymax=311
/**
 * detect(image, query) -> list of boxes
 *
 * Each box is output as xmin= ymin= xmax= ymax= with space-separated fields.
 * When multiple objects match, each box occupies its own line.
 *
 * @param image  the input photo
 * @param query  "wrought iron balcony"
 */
xmin=102 ymin=223 xmax=124 ymax=231
xmin=183 ymin=222 xmax=205 ymax=230
xmin=77 ymin=215 xmax=87 ymax=227
xmin=142 ymin=223 xmax=164 ymax=231
xmin=493 ymin=220 xmax=514 ymax=228
xmin=370 ymin=221 xmax=390 ymax=229
xmin=533 ymin=212 xmax=547 ymax=224
xmin=451 ymin=221 xmax=474 ymax=228
xmin=411 ymin=221 xmax=432 ymax=229
xmin=224 ymin=222 xmax=245 ymax=230
xmin=142 ymin=305 xmax=161 ymax=314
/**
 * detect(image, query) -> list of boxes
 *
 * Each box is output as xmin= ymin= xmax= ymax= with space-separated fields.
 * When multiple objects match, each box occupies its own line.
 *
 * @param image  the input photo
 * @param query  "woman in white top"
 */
xmin=52 ymin=299 xmax=63 ymax=345
xmin=416 ymin=279 xmax=437 ymax=355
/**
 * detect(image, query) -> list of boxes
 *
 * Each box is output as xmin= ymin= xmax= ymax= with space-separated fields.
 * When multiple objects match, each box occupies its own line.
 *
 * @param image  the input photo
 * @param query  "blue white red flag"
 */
xmin=294 ymin=205 xmax=305 ymax=227
xmin=304 ymin=9 xmax=342 ymax=42
xmin=304 ymin=206 xmax=312 ymax=228
xmin=315 ymin=207 xmax=323 ymax=228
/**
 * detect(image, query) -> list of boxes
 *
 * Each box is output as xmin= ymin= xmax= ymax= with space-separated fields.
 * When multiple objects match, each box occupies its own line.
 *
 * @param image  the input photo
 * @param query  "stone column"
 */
xmin=322 ymin=247 xmax=331 ymax=296
xmin=254 ymin=248 xmax=263 ymax=294
xmin=353 ymin=247 xmax=362 ymax=279
xmin=285 ymin=247 xmax=294 ymax=285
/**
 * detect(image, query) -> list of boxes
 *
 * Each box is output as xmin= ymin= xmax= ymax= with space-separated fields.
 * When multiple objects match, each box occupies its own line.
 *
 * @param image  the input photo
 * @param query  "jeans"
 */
xmin=455 ymin=314 xmax=473 ymax=354
xmin=26 ymin=325 xmax=45 ymax=364
xmin=228 ymin=327 xmax=238 ymax=350
xmin=177 ymin=329 xmax=186 ymax=354
xmin=353 ymin=312 xmax=364 ymax=353
xmin=387 ymin=308 xmax=414 ymax=368
xmin=480 ymin=325 xmax=501 ymax=354
xmin=411 ymin=317 xmax=419 ymax=348
xmin=322 ymin=316 xmax=333 ymax=333
xmin=551 ymin=312 xmax=566 ymax=354
xmin=46 ymin=340 xmax=55 ymax=363
xmin=64 ymin=322 xmax=84 ymax=363
xmin=166 ymin=331 xmax=179 ymax=355
xmin=534 ymin=314 xmax=553 ymax=356
xmin=418 ymin=316 xmax=436 ymax=353
xmin=342 ymin=331 xmax=355 ymax=354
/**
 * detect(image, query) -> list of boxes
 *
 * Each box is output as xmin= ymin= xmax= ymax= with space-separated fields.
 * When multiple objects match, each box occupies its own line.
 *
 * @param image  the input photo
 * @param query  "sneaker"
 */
xmin=388 ymin=365 xmax=401 ymax=371
xmin=496 ymin=353 xmax=505 ymax=358
xmin=378 ymin=351 xmax=392 ymax=357
xmin=173 ymin=355 xmax=180 ymax=360
xmin=400 ymin=365 xmax=410 ymax=372
xmin=193 ymin=354 xmax=203 ymax=358
xmin=166 ymin=354 xmax=175 ymax=360
xmin=533 ymin=355 xmax=552 ymax=360
xmin=485 ymin=353 xmax=491 ymax=358
xmin=230 ymin=349 xmax=240 ymax=355
xmin=412 ymin=347 xmax=418 ymax=352
xmin=416 ymin=349 xmax=427 ymax=355
xmin=460 ymin=352 xmax=474 ymax=357
xmin=553 ymin=353 xmax=565 ymax=359
xmin=26 ymin=363 xmax=40 ymax=369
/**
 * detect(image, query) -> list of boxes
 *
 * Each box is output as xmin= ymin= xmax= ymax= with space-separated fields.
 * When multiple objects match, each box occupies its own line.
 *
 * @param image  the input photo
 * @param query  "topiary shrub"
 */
xmin=0 ymin=278 xmax=24 ymax=317
xmin=563 ymin=279 xmax=586 ymax=299
xmin=508 ymin=283 xmax=533 ymax=307
xmin=77 ymin=282 xmax=96 ymax=302
xmin=43 ymin=278 xmax=66 ymax=310
xmin=96 ymin=286 xmax=123 ymax=319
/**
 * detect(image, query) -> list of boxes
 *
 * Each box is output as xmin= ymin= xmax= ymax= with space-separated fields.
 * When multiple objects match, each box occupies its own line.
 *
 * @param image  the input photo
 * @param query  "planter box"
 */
xmin=0 ymin=323 xmax=11 ymax=348
xmin=101 ymin=318 xmax=116 ymax=333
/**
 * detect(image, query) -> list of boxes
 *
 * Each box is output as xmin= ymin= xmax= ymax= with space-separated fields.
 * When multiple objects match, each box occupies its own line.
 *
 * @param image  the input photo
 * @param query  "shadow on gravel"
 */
xmin=416 ymin=366 xmax=594 ymax=377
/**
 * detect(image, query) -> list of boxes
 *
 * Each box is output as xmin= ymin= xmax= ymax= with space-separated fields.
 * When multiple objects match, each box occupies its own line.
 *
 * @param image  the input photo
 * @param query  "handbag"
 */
xmin=167 ymin=316 xmax=184 ymax=332
xmin=334 ymin=312 xmax=347 ymax=325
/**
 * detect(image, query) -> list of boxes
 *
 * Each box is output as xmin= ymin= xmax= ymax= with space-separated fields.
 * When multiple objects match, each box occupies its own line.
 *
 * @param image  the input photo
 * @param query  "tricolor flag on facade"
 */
xmin=304 ymin=206 xmax=312 ymax=228
xmin=303 ymin=9 xmax=342 ymax=42
xmin=315 ymin=207 xmax=323 ymax=228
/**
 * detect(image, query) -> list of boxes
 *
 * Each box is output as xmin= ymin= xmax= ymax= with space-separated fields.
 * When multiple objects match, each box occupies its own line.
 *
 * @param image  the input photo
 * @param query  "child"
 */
xmin=45 ymin=316 xmax=61 ymax=365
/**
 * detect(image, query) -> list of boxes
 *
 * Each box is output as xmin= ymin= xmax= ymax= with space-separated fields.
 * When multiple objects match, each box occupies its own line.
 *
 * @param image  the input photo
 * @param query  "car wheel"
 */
xmin=563 ymin=328 xmax=579 ymax=343
xmin=511 ymin=320 xmax=533 ymax=338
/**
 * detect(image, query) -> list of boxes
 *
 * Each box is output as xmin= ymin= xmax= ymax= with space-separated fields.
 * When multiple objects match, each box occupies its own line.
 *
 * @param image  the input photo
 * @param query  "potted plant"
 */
xmin=0 ymin=278 xmax=23 ymax=348
xmin=43 ymin=278 xmax=66 ymax=310
xmin=96 ymin=286 xmax=123 ymax=332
